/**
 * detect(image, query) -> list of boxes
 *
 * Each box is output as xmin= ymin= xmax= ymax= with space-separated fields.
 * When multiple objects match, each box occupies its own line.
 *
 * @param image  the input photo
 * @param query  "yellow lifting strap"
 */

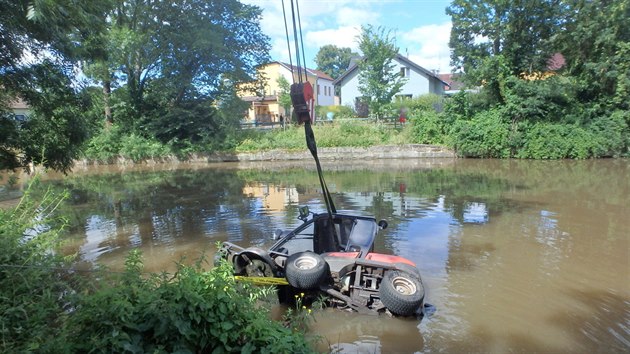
xmin=234 ymin=276 xmax=289 ymax=286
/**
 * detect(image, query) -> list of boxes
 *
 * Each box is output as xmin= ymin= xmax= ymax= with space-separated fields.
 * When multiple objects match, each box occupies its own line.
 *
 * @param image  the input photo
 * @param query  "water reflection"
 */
xmin=4 ymin=159 xmax=628 ymax=353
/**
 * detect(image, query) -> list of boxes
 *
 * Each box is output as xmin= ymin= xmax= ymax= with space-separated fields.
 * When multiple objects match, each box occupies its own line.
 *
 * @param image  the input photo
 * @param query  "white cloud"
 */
xmin=401 ymin=22 xmax=452 ymax=73
xmin=336 ymin=7 xmax=380 ymax=27
xmin=305 ymin=26 xmax=362 ymax=51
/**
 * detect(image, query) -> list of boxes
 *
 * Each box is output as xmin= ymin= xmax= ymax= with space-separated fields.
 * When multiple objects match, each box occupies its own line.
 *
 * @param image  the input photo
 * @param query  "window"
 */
xmin=317 ymin=84 xmax=320 ymax=94
xmin=400 ymin=67 xmax=410 ymax=78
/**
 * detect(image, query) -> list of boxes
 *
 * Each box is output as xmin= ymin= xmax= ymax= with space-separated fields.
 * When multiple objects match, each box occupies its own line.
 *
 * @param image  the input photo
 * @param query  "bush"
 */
xmin=316 ymin=105 xmax=355 ymax=120
xmin=450 ymin=109 xmax=511 ymax=158
xmin=0 ymin=183 xmax=74 ymax=353
xmin=409 ymin=111 xmax=449 ymax=145
xmin=515 ymin=122 xmax=597 ymax=159
xmin=65 ymin=253 xmax=314 ymax=353
xmin=588 ymin=110 xmax=630 ymax=157
xmin=84 ymin=125 xmax=173 ymax=162
xmin=391 ymin=94 xmax=444 ymax=116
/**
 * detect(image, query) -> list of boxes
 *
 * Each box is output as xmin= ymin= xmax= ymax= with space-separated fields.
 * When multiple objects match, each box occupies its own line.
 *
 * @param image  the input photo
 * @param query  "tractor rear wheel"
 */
xmin=379 ymin=270 xmax=424 ymax=316
xmin=285 ymin=251 xmax=329 ymax=290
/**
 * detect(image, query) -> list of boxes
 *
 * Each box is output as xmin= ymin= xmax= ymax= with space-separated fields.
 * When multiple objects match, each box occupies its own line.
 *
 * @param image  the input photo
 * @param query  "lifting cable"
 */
xmin=281 ymin=0 xmax=337 ymax=217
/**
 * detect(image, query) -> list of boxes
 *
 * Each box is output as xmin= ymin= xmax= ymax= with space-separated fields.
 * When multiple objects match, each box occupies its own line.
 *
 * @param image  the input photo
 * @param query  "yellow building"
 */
xmin=237 ymin=62 xmax=334 ymax=124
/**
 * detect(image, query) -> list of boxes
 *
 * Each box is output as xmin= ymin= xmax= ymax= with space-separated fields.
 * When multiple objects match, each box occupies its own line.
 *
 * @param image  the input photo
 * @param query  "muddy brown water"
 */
xmin=2 ymin=159 xmax=628 ymax=353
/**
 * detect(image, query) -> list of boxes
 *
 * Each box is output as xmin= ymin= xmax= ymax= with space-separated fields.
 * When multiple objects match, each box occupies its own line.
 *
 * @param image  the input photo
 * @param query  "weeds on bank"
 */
xmin=1 ymin=179 xmax=316 ymax=353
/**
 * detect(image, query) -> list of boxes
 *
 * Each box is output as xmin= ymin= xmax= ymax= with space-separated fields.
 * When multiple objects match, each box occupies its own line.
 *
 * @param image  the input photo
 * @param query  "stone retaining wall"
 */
xmin=208 ymin=144 xmax=455 ymax=162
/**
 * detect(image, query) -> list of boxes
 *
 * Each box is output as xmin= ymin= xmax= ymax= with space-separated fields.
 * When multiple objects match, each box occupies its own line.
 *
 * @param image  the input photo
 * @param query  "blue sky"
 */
xmin=242 ymin=0 xmax=453 ymax=74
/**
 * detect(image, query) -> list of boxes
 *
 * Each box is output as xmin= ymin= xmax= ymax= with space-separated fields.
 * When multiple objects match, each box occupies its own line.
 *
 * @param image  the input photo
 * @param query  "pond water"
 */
xmin=2 ymin=158 xmax=628 ymax=353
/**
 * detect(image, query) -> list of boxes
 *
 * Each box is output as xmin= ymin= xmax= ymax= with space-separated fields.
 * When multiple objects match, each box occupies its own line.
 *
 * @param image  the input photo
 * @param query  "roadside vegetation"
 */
xmin=0 ymin=181 xmax=315 ymax=353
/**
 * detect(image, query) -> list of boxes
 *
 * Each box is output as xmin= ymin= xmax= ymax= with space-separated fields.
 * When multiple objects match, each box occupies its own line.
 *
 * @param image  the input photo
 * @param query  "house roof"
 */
xmin=438 ymin=73 xmax=466 ymax=90
xmin=333 ymin=54 xmax=448 ymax=86
xmin=273 ymin=61 xmax=334 ymax=81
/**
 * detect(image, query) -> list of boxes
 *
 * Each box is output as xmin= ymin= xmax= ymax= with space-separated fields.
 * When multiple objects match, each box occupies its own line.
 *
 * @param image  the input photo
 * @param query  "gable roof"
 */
xmin=333 ymin=54 xmax=448 ymax=86
xmin=438 ymin=73 xmax=466 ymax=90
xmin=273 ymin=61 xmax=333 ymax=81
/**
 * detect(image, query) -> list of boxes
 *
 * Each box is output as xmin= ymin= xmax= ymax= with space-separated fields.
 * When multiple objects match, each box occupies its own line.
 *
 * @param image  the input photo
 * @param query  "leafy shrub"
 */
xmin=409 ymin=111 xmax=449 ymax=145
xmin=514 ymin=119 xmax=627 ymax=159
xmin=65 ymin=253 xmax=314 ymax=353
xmin=502 ymin=75 xmax=578 ymax=123
xmin=234 ymin=121 xmax=402 ymax=151
xmin=316 ymin=105 xmax=355 ymax=119
xmin=391 ymin=94 xmax=444 ymax=115
xmin=119 ymin=133 xmax=170 ymax=161
xmin=450 ymin=109 xmax=511 ymax=158
xmin=588 ymin=110 xmax=630 ymax=157
xmin=84 ymin=125 xmax=173 ymax=162
xmin=444 ymin=90 xmax=494 ymax=120
xmin=0 ymin=183 xmax=74 ymax=353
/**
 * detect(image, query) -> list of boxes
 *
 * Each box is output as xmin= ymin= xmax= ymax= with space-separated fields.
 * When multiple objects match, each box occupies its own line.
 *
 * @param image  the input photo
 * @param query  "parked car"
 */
xmin=216 ymin=206 xmax=425 ymax=316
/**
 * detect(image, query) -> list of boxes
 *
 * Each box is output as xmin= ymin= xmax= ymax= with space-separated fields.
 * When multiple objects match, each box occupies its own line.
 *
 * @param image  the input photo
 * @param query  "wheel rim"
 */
xmin=392 ymin=276 xmax=417 ymax=295
xmin=294 ymin=255 xmax=317 ymax=270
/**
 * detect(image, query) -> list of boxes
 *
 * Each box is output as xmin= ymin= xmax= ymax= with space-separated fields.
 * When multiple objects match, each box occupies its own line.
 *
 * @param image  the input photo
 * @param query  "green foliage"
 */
xmin=277 ymin=76 xmax=293 ymax=118
xmin=451 ymin=109 xmax=511 ymax=158
xmin=502 ymin=75 xmax=578 ymax=123
xmin=357 ymin=25 xmax=406 ymax=119
xmin=0 ymin=181 xmax=73 ymax=353
xmin=100 ymin=0 xmax=270 ymax=138
xmin=314 ymin=44 xmax=357 ymax=80
xmin=316 ymin=105 xmax=355 ymax=119
xmin=515 ymin=122 xmax=599 ymax=159
xmin=65 ymin=255 xmax=314 ymax=353
xmin=17 ymin=62 xmax=94 ymax=172
xmin=84 ymin=125 xmax=172 ymax=162
xmin=409 ymin=111 xmax=449 ymax=145
xmin=234 ymin=121 xmax=404 ymax=152
xmin=554 ymin=0 xmax=630 ymax=107
xmin=447 ymin=0 xmax=559 ymax=81
xmin=391 ymin=94 xmax=444 ymax=115
xmin=0 ymin=0 xmax=110 ymax=171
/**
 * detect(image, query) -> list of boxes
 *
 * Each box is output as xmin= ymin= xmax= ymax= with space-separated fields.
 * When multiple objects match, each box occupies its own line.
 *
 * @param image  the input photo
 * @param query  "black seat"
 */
xmin=344 ymin=219 xmax=376 ymax=256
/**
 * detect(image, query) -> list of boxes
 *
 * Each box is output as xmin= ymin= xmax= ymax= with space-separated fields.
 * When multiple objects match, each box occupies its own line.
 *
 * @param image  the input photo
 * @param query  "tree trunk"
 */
xmin=103 ymin=80 xmax=112 ymax=127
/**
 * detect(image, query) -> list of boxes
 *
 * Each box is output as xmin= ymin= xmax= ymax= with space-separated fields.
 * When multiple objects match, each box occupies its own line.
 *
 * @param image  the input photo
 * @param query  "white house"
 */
xmin=333 ymin=54 xmax=447 ymax=107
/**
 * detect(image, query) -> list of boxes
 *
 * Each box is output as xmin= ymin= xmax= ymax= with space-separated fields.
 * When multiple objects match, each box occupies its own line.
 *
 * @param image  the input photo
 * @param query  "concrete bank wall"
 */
xmin=208 ymin=144 xmax=455 ymax=162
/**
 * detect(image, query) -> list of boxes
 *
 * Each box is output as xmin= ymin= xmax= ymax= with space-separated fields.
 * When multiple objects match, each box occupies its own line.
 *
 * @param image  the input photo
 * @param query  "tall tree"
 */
xmin=356 ymin=25 xmax=406 ymax=119
xmin=447 ymin=0 xmax=560 ymax=90
xmin=553 ymin=0 xmax=630 ymax=108
xmin=0 ymin=0 xmax=110 ymax=171
xmin=99 ymin=0 xmax=270 ymax=143
xmin=314 ymin=45 xmax=357 ymax=79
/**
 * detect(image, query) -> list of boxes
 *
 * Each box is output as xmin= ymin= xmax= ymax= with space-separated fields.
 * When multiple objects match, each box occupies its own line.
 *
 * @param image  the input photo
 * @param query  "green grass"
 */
xmin=234 ymin=120 xmax=413 ymax=152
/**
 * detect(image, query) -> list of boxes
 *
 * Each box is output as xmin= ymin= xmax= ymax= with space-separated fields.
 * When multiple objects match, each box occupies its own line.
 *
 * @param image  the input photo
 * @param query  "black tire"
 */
xmin=285 ymin=251 xmax=329 ymax=290
xmin=392 ymin=263 xmax=421 ymax=280
xmin=244 ymin=258 xmax=273 ymax=277
xmin=379 ymin=270 xmax=425 ymax=316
